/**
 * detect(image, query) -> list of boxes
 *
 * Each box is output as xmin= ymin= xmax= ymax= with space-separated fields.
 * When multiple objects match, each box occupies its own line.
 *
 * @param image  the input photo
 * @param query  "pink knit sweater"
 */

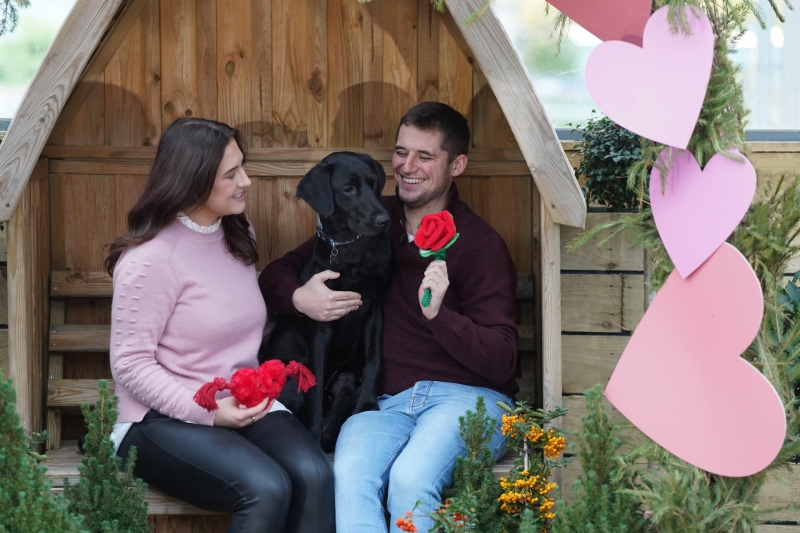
xmin=110 ymin=219 xmax=267 ymax=425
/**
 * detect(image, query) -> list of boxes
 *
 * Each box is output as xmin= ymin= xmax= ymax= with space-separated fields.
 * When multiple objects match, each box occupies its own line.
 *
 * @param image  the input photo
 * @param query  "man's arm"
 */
xmin=258 ymin=238 xmax=362 ymax=321
xmin=423 ymin=233 xmax=519 ymax=385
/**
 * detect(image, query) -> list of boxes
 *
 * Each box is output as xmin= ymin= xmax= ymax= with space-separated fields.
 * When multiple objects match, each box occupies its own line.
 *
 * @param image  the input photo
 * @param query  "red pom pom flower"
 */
xmin=415 ymin=210 xmax=458 ymax=307
xmin=193 ymin=359 xmax=316 ymax=412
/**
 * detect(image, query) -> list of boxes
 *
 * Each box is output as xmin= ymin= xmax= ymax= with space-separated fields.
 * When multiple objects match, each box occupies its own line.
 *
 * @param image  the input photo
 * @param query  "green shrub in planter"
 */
xmin=572 ymin=115 xmax=643 ymax=210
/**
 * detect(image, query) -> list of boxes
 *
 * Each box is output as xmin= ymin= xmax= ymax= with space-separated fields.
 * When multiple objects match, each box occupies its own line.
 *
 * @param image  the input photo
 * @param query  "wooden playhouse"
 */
xmin=0 ymin=0 xmax=797 ymax=530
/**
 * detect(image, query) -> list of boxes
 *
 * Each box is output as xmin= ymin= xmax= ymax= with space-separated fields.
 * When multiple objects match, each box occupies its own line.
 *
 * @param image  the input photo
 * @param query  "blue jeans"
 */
xmin=333 ymin=381 xmax=512 ymax=533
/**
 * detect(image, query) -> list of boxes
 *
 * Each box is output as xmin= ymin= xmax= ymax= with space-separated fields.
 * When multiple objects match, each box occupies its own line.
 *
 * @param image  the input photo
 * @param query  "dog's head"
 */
xmin=297 ymin=152 xmax=390 ymax=236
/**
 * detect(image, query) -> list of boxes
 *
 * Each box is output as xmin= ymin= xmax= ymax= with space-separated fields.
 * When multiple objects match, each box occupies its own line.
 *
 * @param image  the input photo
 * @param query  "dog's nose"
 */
xmin=376 ymin=215 xmax=390 ymax=228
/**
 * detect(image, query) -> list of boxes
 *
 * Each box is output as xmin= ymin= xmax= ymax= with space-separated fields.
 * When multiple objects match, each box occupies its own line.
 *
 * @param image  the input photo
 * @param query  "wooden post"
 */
xmin=539 ymin=195 xmax=563 ymax=487
xmin=7 ymin=159 xmax=50 ymax=435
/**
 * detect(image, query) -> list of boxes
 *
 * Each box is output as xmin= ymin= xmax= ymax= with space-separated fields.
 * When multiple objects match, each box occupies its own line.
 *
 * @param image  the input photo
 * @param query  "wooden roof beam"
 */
xmin=443 ymin=0 xmax=587 ymax=229
xmin=0 ymin=0 xmax=126 ymax=221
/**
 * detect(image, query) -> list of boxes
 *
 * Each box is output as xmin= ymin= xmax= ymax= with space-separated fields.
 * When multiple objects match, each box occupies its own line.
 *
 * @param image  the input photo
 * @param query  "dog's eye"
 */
xmin=342 ymin=185 xmax=355 ymax=194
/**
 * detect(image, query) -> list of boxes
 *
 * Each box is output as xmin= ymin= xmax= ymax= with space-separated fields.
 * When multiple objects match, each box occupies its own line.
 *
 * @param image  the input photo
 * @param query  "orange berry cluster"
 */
xmin=498 ymin=470 xmax=558 ymax=519
xmin=543 ymin=430 xmax=566 ymax=459
xmin=395 ymin=512 xmax=417 ymax=532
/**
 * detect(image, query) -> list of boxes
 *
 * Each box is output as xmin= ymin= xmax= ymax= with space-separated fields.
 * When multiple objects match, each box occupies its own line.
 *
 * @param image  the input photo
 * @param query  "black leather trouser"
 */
xmin=118 ymin=409 xmax=335 ymax=533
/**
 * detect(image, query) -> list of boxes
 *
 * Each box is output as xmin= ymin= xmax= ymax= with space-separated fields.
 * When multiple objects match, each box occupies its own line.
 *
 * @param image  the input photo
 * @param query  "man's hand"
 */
xmin=292 ymin=270 xmax=362 ymax=321
xmin=419 ymin=260 xmax=449 ymax=319
xmin=213 ymin=396 xmax=273 ymax=428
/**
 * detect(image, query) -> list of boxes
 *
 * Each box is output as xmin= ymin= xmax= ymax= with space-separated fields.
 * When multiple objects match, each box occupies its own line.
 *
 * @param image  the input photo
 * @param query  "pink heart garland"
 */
xmin=650 ymin=149 xmax=756 ymax=278
xmin=605 ymin=243 xmax=785 ymax=477
xmin=547 ymin=0 xmax=651 ymax=45
xmin=585 ymin=6 xmax=714 ymax=149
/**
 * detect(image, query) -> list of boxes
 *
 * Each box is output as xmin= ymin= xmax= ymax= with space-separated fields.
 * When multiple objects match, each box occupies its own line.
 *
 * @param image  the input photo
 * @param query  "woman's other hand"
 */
xmin=213 ymin=396 xmax=273 ymax=428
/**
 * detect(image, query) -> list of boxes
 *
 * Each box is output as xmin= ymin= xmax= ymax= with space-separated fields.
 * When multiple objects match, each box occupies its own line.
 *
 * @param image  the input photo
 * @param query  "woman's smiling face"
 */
xmin=189 ymin=138 xmax=251 ymax=226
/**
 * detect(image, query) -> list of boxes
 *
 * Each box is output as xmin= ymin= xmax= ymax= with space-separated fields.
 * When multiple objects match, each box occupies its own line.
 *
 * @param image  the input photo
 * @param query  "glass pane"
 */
xmin=493 ymin=0 xmax=800 ymax=132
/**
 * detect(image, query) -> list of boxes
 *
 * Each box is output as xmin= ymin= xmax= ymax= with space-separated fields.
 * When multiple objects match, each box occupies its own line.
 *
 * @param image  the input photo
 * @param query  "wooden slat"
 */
xmin=562 ymin=273 xmax=644 ymax=333
xmin=49 ymin=159 xmax=531 ymax=176
xmin=541 ymin=201 xmax=562 ymax=439
xmin=562 ymin=335 xmax=629 ymax=394
xmin=758 ymin=465 xmax=800 ymax=522
xmin=49 ymin=325 xmax=110 ymax=352
xmin=49 ymin=1 xmax=147 ymax=142
xmin=0 ymin=0 xmax=125 ymax=221
xmin=104 ymin=0 xmax=161 ymax=147
xmin=328 ymin=0 xmax=363 ymax=147
xmin=382 ymin=0 xmax=418 ymax=149
xmin=0 ymin=330 xmax=9 ymax=378
xmin=361 ymin=0 xmax=384 ymax=148
xmin=416 ymin=0 xmax=440 ymax=104
xmin=47 ymin=378 xmax=114 ymax=407
xmin=438 ymin=9 xmax=473 ymax=118
xmin=444 ymin=0 xmax=586 ymax=229
xmin=51 ymin=270 xmax=114 ymax=297
xmin=8 ymin=160 xmax=50 ymax=434
xmin=39 ymin=145 xmax=527 ymax=162
xmin=561 ymin=212 xmax=644 ymax=272
xmin=47 ymin=300 xmax=66 ymax=450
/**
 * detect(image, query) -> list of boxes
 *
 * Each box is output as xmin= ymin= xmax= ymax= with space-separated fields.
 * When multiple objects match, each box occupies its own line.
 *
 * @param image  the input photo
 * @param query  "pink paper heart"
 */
xmin=585 ymin=6 xmax=714 ymax=149
xmin=605 ymin=244 xmax=785 ymax=477
xmin=548 ymin=0 xmax=651 ymax=45
xmin=650 ymin=149 xmax=756 ymax=278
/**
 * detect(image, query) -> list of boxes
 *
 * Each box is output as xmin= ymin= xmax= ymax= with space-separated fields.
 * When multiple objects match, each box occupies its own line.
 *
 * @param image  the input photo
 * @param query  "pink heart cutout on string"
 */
xmin=547 ymin=0 xmax=651 ymax=45
xmin=650 ymin=149 xmax=756 ymax=278
xmin=605 ymin=244 xmax=785 ymax=477
xmin=585 ymin=6 xmax=714 ymax=149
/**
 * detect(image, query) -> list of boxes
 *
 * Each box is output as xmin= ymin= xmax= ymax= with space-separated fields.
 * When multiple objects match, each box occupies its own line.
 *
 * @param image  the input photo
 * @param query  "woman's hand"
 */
xmin=213 ymin=396 xmax=273 ymax=428
xmin=419 ymin=260 xmax=449 ymax=320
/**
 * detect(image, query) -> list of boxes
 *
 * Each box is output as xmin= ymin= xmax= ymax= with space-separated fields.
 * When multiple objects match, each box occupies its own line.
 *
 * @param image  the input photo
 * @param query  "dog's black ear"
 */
xmin=297 ymin=161 xmax=334 ymax=217
xmin=356 ymin=153 xmax=386 ymax=196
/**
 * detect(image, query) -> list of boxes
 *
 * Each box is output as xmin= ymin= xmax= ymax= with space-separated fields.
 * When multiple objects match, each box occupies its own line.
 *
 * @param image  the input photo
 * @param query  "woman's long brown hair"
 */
xmin=105 ymin=118 xmax=258 ymax=275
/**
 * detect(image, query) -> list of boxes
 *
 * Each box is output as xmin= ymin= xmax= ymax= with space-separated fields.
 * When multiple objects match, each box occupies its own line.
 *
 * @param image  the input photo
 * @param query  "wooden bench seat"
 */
xmin=43 ymin=441 xmax=520 ymax=516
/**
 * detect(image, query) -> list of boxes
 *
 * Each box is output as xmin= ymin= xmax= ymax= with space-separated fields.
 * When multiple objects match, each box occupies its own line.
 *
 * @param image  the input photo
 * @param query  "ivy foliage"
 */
xmin=571 ymin=115 xmax=643 ymax=210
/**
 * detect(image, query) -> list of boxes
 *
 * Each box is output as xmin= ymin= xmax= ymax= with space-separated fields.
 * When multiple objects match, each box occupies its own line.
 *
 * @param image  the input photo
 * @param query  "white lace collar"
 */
xmin=177 ymin=212 xmax=222 ymax=234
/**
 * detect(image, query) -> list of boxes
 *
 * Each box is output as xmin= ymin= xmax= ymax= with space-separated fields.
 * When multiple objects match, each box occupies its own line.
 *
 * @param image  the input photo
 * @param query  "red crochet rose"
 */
xmin=415 ymin=210 xmax=457 ymax=252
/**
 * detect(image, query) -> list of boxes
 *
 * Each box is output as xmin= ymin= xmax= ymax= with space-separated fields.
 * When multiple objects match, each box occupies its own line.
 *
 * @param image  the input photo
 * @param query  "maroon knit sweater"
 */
xmin=259 ymin=184 xmax=520 ymax=399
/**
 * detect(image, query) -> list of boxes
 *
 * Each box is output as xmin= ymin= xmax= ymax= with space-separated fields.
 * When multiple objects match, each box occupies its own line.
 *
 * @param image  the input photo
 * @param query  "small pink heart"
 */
xmin=548 ymin=0 xmax=651 ymax=45
xmin=651 ymin=149 xmax=756 ymax=278
xmin=605 ymin=244 xmax=785 ymax=477
xmin=585 ymin=6 xmax=714 ymax=149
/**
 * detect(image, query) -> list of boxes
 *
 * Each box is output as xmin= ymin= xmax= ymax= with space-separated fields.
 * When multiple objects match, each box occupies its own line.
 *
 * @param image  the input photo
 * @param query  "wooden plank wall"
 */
xmin=559 ymin=141 xmax=800 ymax=530
xmin=37 ymin=1 xmax=531 ymax=529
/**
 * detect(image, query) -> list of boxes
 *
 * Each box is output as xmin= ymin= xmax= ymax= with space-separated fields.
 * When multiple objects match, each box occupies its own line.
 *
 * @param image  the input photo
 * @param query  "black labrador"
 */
xmin=259 ymin=151 xmax=392 ymax=452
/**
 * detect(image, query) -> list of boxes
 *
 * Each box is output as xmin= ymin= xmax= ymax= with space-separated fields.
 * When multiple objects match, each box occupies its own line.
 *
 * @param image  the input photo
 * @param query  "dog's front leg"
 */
xmin=308 ymin=327 xmax=332 ymax=442
xmin=354 ymin=310 xmax=382 ymax=413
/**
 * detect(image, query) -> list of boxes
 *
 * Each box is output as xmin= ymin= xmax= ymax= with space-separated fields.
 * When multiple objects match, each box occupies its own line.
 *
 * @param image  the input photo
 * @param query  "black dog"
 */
xmin=259 ymin=152 xmax=392 ymax=452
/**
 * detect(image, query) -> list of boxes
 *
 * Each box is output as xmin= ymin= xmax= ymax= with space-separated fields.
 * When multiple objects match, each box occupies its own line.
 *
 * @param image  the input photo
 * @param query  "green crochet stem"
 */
xmin=421 ymin=250 xmax=448 ymax=307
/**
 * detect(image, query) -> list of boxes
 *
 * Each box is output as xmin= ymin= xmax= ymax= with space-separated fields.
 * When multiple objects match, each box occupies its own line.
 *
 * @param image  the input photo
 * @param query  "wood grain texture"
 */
xmin=0 ymin=0 xmax=124 ymax=221
xmin=540 ymin=200 xmax=562 ymax=427
xmin=561 ymin=273 xmax=644 ymax=333
xmin=47 ymin=378 xmax=114 ymax=407
xmin=46 ymin=300 xmax=66 ymax=450
xmin=382 ymin=0 xmax=417 ymax=148
xmin=104 ymin=0 xmax=161 ymax=147
xmin=561 ymin=213 xmax=644 ymax=272
xmin=328 ymin=0 xmax=363 ymax=148
xmin=437 ymin=10 xmax=472 ymax=117
xmin=49 ymin=1 xmax=147 ymax=143
xmin=49 ymin=325 xmax=110 ymax=352
xmin=444 ymin=0 xmax=585 ymax=229
xmin=416 ymin=0 xmax=440 ymax=104
xmin=562 ymin=335 xmax=629 ymax=394
xmin=7 ymin=160 xmax=50 ymax=433
xmin=0 ymin=331 xmax=8 ymax=380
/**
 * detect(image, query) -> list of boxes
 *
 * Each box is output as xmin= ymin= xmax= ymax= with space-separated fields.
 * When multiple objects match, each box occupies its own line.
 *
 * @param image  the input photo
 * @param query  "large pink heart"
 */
xmin=585 ymin=6 xmax=714 ymax=149
xmin=650 ymin=149 xmax=756 ymax=278
xmin=605 ymin=244 xmax=785 ymax=477
xmin=548 ymin=0 xmax=651 ymax=45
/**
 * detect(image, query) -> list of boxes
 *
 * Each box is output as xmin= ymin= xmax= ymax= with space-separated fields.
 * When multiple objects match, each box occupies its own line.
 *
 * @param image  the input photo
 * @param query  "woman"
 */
xmin=106 ymin=118 xmax=334 ymax=533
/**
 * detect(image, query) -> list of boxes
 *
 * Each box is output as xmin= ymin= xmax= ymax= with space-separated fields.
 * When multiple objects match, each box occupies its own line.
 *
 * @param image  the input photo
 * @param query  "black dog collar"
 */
xmin=316 ymin=215 xmax=361 ymax=264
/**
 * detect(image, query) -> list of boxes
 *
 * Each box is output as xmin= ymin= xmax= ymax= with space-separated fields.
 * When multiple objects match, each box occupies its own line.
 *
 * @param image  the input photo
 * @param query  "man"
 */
xmin=259 ymin=102 xmax=519 ymax=532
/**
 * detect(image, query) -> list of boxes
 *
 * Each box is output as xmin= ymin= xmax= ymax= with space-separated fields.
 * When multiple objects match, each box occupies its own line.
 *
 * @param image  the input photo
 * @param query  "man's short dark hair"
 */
xmin=397 ymin=102 xmax=470 ymax=162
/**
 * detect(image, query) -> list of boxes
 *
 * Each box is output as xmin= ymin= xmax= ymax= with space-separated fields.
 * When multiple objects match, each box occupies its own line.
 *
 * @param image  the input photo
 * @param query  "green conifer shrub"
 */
xmin=551 ymin=385 xmax=646 ymax=533
xmin=64 ymin=380 xmax=151 ymax=533
xmin=0 ymin=371 xmax=86 ymax=532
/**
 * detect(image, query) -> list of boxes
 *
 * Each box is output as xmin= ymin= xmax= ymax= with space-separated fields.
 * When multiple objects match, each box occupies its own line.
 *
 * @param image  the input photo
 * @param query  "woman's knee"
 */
xmin=237 ymin=465 xmax=293 ymax=514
